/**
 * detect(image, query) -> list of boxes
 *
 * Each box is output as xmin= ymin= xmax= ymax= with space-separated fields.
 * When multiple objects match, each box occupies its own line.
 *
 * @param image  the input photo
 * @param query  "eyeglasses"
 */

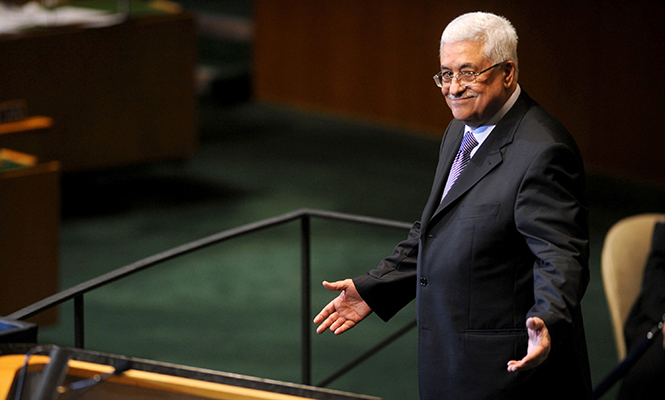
xmin=433 ymin=61 xmax=505 ymax=88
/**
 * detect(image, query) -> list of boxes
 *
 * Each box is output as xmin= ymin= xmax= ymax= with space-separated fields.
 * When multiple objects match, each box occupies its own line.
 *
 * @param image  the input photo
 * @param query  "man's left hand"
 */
xmin=507 ymin=317 xmax=551 ymax=372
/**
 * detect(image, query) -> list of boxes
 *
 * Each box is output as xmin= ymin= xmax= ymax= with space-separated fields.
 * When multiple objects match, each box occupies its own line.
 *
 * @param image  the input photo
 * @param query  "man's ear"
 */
xmin=503 ymin=61 xmax=517 ymax=87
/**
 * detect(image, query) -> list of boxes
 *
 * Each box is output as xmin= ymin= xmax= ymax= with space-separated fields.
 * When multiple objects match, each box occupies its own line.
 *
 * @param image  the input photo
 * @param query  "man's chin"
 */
xmin=449 ymin=111 xmax=476 ymax=125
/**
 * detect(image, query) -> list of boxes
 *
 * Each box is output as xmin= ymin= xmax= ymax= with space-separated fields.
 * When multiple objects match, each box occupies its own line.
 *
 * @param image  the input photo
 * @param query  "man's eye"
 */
xmin=441 ymin=72 xmax=455 ymax=79
xmin=460 ymin=71 xmax=475 ymax=77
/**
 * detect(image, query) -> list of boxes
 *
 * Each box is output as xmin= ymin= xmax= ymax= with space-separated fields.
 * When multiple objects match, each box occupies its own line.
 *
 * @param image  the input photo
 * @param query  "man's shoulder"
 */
xmin=516 ymin=94 xmax=578 ymax=147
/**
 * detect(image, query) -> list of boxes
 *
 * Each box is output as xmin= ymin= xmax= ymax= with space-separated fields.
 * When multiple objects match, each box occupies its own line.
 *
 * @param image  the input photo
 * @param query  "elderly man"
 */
xmin=314 ymin=11 xmax=591 ymax=400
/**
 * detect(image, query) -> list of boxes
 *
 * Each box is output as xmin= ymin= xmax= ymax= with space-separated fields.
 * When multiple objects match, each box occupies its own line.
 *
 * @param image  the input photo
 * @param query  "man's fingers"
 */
xmin=526 ymin=317 xmax=544 ymax=331
xmin=332 ymin=319 xmax=355 ymax=335
xmin=313 ymin=299 xmax=336 ymax=324
xmin=315 ymin=319 xmax=330 ymax=334
xmin=506 ymin=360 xmax=521 ymax=372
xmin=315 ymin=309 xmax=337 ymax=334
xmin=507 ymin=353 xmax=534 ymax=372
xmin=315 ymin=312 xmax=353 ymax=335
xmin=314 ymin=280 xmax=349 ymax=329
xmin=506 ymin=358 xmax=535 ymax=372
xmin=330 ymin=315 xmax=345 ymax=333
xmin=322 ymin=280 xmax=349 ymax=293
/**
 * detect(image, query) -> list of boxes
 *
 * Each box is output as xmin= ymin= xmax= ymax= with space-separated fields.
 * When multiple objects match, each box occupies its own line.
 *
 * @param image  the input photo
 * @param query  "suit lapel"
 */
xmin=420 ymin=121 xmax=464 ymax=226
xmin=426 ymin=91 xmax=534 ymax=226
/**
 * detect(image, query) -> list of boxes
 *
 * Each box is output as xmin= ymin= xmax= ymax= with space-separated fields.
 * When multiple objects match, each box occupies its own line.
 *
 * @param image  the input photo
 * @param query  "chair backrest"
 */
xmin=601 ymin=213 xmax=665 ymax=360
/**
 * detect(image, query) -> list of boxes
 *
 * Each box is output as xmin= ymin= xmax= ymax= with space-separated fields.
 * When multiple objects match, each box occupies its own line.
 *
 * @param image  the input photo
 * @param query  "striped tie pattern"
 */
xmin=442 ymin=130 xmax=479 ymax=200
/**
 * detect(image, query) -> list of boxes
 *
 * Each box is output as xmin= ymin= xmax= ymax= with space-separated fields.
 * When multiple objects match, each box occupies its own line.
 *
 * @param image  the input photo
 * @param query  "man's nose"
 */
xmin=447 ymin=77 xmax=467 ymax=94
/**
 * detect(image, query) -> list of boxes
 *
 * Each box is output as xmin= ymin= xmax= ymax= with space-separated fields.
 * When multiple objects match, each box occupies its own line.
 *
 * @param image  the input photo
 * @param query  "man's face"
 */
xmin=439 ymin=40 xmax=513 ymax=128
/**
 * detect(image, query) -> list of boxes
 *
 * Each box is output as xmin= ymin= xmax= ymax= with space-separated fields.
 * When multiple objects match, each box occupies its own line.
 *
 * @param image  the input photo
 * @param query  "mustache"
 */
xmin=446 ymin=92 xmax=477 ymax=100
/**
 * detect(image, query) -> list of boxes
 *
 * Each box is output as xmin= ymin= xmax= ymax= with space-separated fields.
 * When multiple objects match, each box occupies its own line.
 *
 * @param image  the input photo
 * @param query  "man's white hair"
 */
xmin=440 ymin=12 xmax=519 ymax=78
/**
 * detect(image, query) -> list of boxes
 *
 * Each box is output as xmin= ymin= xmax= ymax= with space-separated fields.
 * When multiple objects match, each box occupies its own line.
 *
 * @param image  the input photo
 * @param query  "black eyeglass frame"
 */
xmin=433 ymin=61 xmax=506 ymax=88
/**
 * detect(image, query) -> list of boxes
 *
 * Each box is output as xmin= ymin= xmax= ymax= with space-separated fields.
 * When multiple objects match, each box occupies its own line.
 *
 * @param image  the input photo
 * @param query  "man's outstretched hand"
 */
xmin=507 ymin=317 xmax=551 ymax=372
xmin=313 ymin=279 xmax=372 ymax=335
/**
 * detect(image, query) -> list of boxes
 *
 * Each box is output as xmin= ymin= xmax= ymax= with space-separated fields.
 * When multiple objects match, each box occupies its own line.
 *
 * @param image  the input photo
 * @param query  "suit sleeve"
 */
xmin=515 ymin=141 xmax=590 ymax=341
xmin=353 ymin=221 xmax=420 ymax=321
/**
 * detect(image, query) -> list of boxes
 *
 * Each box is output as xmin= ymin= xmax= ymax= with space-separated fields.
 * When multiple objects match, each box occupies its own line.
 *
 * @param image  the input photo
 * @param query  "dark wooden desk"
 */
xmin=0 ymin=11 xmax=198 ymax=171
xmin=0 ymin=148 xmax=60 ymax=325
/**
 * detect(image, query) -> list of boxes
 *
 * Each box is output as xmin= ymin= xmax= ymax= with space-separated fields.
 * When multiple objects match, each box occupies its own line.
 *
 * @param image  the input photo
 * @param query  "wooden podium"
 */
xmin=0 ymin=345 xmax=382 ymax=400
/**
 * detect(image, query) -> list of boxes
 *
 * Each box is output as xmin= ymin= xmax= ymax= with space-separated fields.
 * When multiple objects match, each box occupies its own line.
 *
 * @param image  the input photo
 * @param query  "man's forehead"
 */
xmin=440 ymin=41 xmax=488 ymax=68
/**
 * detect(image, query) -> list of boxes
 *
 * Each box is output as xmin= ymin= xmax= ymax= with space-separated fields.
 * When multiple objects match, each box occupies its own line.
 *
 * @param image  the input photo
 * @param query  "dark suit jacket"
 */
xmin=354 ymin=90 xmax=592 ymax=400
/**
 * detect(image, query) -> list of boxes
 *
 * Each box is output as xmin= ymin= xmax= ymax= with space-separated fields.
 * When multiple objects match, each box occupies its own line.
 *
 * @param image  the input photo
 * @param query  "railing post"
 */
xmin=300 ymin=214 xmax=312 ymax=385
xmin=74 ymin=294 xmax=85 ymax=349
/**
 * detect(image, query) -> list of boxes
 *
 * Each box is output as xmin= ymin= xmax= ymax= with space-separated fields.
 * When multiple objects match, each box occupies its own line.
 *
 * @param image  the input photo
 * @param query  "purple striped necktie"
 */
xmin=441 ymin=130 xmax=479 ymax=201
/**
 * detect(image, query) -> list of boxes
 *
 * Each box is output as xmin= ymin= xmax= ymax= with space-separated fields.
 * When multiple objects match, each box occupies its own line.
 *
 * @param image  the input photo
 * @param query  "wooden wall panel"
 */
xmin=254 ymin=0 xmax=665 ymax=187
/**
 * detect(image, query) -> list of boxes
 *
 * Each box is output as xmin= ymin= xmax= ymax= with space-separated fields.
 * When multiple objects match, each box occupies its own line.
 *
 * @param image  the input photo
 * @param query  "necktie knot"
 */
xmin=459 ymin=130 xmax=479 ymax=156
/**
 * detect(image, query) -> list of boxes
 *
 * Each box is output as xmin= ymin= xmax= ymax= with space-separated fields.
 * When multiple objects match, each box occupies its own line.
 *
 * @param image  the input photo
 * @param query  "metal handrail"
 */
xmin=8 ymin=208 xmax=417 ymax=387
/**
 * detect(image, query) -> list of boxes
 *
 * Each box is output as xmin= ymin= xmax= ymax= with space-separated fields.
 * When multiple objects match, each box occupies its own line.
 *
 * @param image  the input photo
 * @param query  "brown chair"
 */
xmin=601 ymin=213 xmax=665 ymax=360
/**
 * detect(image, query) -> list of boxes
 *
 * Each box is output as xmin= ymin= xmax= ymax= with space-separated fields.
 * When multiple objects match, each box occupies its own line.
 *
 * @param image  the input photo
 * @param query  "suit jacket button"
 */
xmin=420 ymin=277 xmax=428 ymax=286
